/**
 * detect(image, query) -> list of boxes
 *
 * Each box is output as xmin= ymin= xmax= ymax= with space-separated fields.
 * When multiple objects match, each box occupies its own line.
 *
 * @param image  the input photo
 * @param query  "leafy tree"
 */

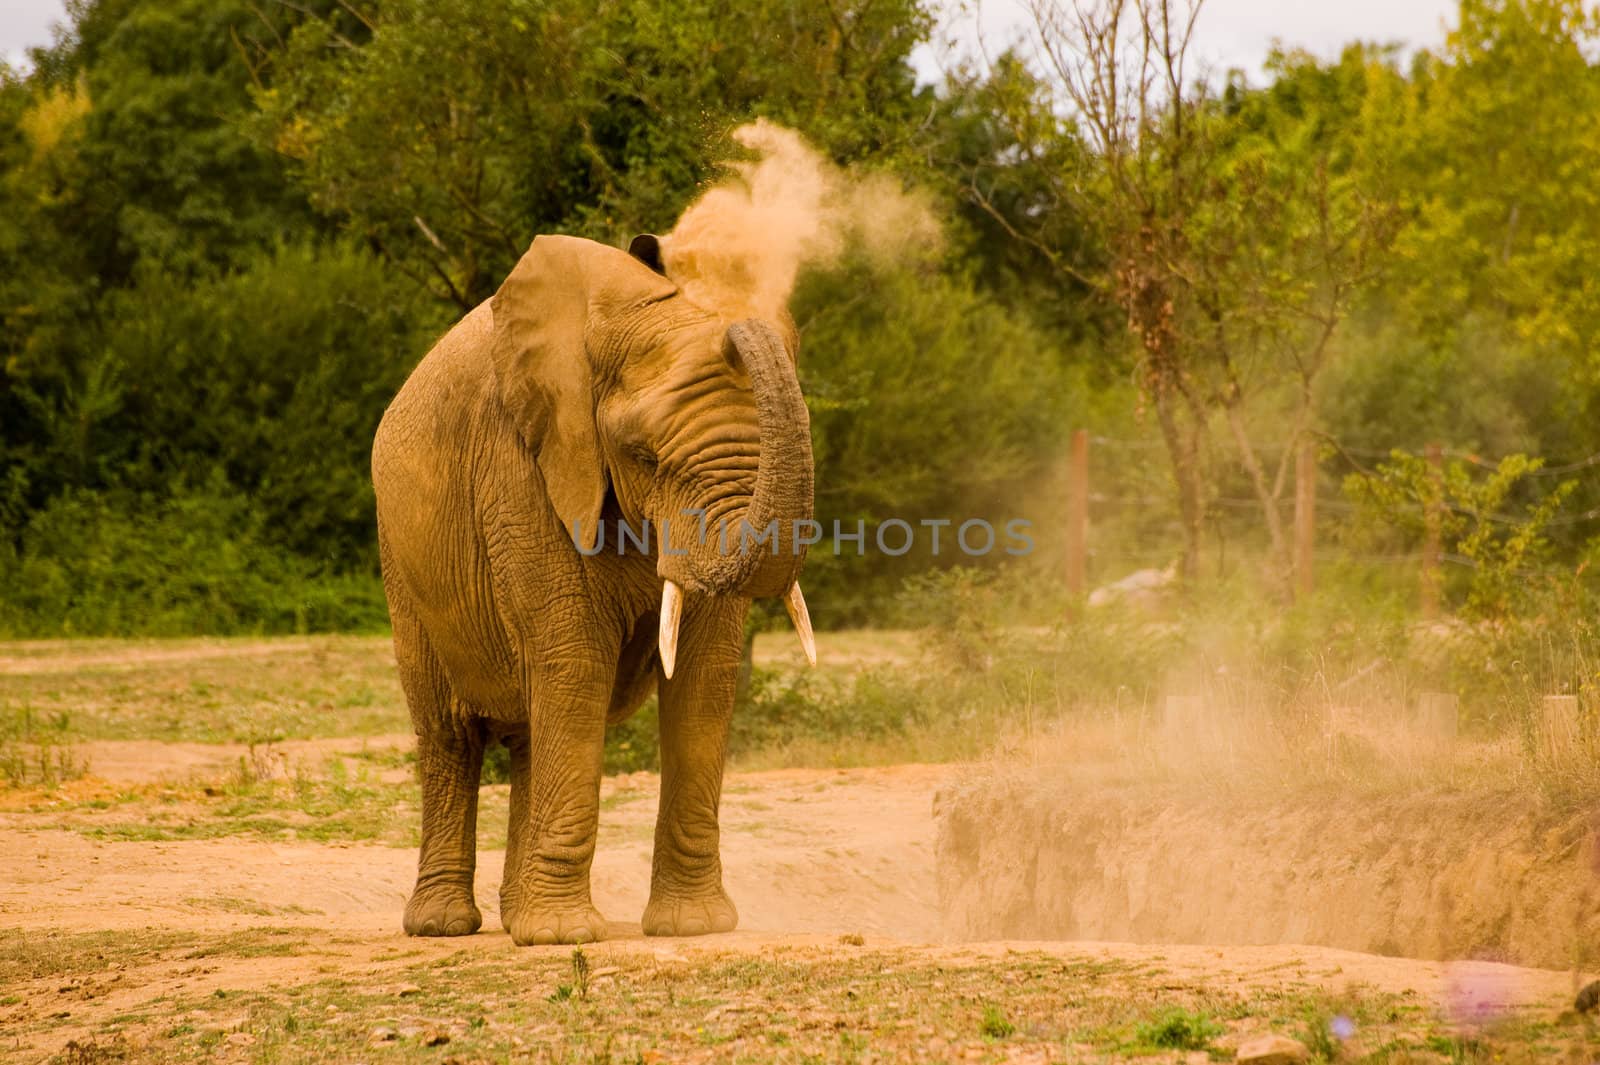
xmin=257 ymin=0 xmax=934 ymax=309
xmin=973 ymin=0 xmax=1399 ymax=591
xmin=795 ymin=255 xmax=1079 ymax=617
xmin=1345 ymin=451 xmax=1576 ymax=619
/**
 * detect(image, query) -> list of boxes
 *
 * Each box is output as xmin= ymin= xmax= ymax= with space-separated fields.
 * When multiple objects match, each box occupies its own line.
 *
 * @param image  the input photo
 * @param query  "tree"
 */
xmin=968 ymin=0 xmax=1397 ymax=590
xmin=257 ymin=0 xmax=934 ymax=310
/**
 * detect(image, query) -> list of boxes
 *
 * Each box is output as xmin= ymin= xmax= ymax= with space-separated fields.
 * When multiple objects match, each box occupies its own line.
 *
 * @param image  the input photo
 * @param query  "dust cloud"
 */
xmin=660 ymin=119 xmax=940 ymax=322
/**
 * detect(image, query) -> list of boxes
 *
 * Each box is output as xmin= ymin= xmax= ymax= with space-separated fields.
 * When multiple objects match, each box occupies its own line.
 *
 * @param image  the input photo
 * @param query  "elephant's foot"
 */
xmin=403 ymin=884 xmax=482 ymax=937
xmin=507 ymin=901 xmax=608 ymax=946
xmin=643 ymin=887 xmax=738 ymax=937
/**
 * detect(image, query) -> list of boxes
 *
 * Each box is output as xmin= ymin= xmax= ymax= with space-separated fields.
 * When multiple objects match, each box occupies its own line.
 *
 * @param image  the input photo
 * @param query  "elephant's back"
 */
xmin=373 ymin=299 xmax=497 ymax=479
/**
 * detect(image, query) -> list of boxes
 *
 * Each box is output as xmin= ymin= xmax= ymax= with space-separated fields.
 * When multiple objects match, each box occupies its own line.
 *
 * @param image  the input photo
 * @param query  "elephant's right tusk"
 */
xmin=784 ymin=583 xmax=817 ymax=668
xmin=659 ymin=580 xmax=683 ymax=680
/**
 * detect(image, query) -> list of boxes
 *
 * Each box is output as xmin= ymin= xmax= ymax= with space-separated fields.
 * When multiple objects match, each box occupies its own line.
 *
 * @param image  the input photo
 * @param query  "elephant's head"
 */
xmin=488 ymin=234 xmax=816 ymax=674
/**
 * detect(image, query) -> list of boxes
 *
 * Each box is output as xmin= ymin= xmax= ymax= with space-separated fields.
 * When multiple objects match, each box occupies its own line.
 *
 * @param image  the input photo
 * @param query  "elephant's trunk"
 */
xmin=659 ymin=319 xmax=813 ymax=599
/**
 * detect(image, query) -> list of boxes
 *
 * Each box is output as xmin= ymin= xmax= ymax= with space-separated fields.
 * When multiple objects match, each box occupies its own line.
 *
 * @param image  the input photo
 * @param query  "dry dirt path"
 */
xmin=0 ymin=755 xmax=1586 ymax=1062
xmin=0 ymin=763 xmax=947 ymax=940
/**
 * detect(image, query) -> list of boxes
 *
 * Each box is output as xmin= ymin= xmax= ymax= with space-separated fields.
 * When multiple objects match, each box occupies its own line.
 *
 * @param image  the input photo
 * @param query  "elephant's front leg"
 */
xmin=644 ymin=603 xmax=744 ymax=936
xmin=505 ymin=658 xmax=613 ymax=946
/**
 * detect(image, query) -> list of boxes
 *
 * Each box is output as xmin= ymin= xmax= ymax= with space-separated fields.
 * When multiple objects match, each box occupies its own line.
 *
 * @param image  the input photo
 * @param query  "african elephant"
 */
xmin=371 ymin=234 xmax=816 ymax=945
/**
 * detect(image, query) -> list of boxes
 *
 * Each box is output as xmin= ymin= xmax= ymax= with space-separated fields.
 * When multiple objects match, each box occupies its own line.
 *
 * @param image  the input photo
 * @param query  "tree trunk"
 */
xmin=1153 ymin=375 xmax=1205 ymax=582
xmin=1223 ymin=397 xmax=1290 ymax=598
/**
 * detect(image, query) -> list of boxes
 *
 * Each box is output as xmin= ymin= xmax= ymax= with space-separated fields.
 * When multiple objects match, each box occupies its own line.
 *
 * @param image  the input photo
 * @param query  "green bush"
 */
xmin=0 ymin=481 xmax=387 ymax=637
xmin=1132 ymin=1008 xmax=1223 ymax=1051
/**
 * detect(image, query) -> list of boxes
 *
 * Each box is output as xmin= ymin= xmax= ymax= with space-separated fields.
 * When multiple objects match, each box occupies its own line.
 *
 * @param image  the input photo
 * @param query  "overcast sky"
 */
xmin=3 ymin=0 xmax=1453 ymax=80
xmin=911 ymin=0 xmax=1456 ymax=84
xmin=2 ymin=0 xmax=67 ymax=70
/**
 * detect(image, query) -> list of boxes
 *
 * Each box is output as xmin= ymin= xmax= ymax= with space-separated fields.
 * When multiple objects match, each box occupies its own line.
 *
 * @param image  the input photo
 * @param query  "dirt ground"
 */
xmin=2 ymin=638 xmax=1596 ymax=1063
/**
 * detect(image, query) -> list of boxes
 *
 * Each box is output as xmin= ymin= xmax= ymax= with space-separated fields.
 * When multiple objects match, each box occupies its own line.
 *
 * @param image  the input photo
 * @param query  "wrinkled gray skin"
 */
xmin=371 ymin=235 xmax=812 ymax=945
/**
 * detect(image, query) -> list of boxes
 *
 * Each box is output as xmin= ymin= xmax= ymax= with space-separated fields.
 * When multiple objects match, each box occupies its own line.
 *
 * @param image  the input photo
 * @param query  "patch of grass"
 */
xmin=1428 ymin=1032 xmax=1492 ymax=1064
xmin=980 ymin=1003 xmax=1015 ymax=1038
xmin=0 ymin=636 xmax=407 ymax=743
xmin=0 ymin=704 xmax=89 ymax=787
xmin=19 ymin=749 xmax=521 ymax=849
xmin=1132 ymin=1006 xmax=1225 ymax=1051
xmin=0 ymin=927 xmax=309 ymax=984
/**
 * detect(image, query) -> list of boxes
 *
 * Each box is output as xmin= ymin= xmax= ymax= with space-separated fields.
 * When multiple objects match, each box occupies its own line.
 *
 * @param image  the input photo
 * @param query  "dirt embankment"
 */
xmin=935 ymin=771 xmax=1600 ymax=970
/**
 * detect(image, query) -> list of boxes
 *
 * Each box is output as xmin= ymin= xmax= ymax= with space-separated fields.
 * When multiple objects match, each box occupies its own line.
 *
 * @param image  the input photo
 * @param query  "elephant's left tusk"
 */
xmin=659 ymin=580 xmax=683 ymax=680
xmin=784 ymin=583 xmax=817 ymax=668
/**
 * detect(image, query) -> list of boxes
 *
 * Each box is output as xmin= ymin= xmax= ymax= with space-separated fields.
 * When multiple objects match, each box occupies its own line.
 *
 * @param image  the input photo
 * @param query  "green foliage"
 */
xmin=1131 ymin=1008 xmax=1224 ymax=1052
xmin=94 ymin=241 xmax=442 ymax=563
xmin=0 ymin=704 xmax=87 ymax=787
xmin=4 ymin=0 xmax=1600 ymax=637
xmin=979 ymin=1004 xmax=1015 ymax=1039
xmin=1344 ymin=450 xmax=1576 ymax=618
xmin=604 ymin=700 xmax=661 ymax=775
xmin=256 ymin=0 xmax=932 ymax=308
xmin=0 ymin=482 xmax=388 ymax=637
xmin=797 ymin=260 xmax=1080 ymax=618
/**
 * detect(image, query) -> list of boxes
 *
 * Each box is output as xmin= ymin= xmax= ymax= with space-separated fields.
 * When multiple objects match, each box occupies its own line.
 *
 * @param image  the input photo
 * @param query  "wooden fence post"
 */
xmin=1294 ymin=439 xmax=1316 ymax=601
xmin=1418 ymin=691 xmax=1459 ymax=743
xmin=1066 ymin=428 xmax=1089 ymax=600
xmin=1422 ymin=442 xmax=1444 ymax=620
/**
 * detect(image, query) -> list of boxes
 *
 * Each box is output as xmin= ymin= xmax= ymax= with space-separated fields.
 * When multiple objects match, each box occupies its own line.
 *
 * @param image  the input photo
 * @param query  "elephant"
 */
xmin=371 ymin=233 xmax=817 ymax=945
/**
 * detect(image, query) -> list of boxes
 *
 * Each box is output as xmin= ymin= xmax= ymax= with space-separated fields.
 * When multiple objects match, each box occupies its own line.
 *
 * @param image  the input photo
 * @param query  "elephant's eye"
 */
xmin=629 ymin=446 xmax=659 ymax=472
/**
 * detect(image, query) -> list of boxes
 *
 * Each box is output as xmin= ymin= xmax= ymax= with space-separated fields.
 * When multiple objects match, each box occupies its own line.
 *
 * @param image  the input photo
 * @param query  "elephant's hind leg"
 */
xmin=498 ymin=728 xmax=531 ymax=932
xmin=392 ymin=605 xmax=485 ymax=937
xmin=407 ymin=715 xmax=486 ymax=936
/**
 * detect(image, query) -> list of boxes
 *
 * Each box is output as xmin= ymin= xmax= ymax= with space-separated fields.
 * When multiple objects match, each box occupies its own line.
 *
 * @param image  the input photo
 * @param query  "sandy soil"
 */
xmin=2 ymin=763 xmax=1580 ymax=1008
xmin=0 ymin=764 xmax=946 ymax=940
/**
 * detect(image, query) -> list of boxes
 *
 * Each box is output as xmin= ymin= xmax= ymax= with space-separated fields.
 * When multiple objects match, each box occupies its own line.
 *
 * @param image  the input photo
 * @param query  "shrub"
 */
xmin=0 ymin=481 xmax=387 ymax=637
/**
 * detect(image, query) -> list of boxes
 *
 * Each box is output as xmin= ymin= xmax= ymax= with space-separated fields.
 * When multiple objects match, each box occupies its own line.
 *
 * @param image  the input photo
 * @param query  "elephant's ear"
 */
xmin=489 ymin=235 xmax=675 ymax=551
xmin=626 ymin=234 xmax=667 ymax=275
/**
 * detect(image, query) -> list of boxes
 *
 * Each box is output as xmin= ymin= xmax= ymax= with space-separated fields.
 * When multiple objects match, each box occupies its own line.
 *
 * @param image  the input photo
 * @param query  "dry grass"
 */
xmin=7 ymin=931 xmax=1595 ymax=1064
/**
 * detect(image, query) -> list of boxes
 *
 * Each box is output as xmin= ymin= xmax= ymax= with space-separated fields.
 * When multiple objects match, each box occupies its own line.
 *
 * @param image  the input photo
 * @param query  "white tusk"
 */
xmin=658 ymin=581 xmax=683 ymax=680
xmin=784 ymin=583 xmax=817 ymax=668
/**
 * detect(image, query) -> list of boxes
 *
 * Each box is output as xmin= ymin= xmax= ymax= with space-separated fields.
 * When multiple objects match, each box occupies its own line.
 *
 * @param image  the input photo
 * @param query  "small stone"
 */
xmin=1576 ymin=980 xmax=1600 ymax=1014
xmin=369 ymin=1027 xmax=398 ymax=1045
xmin=226 ymin=1032 xmax=256 ymax=1047
xmin=421 ymin=1028 xmax=451 ymax=1047
xmin=396 ymin=984 xmax=422 ymax=998
xmin=1235 ymin=1033 xmax=1310 ymax=1065
xmin=927 ymin=1036 xmax=949 ymax=1053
